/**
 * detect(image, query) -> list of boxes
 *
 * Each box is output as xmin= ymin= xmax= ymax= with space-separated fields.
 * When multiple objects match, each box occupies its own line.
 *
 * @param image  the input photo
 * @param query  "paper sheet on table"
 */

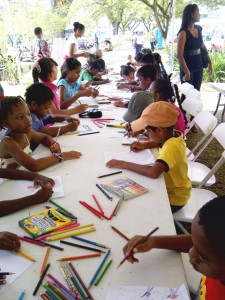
xmin=27 ymin=175 xmax=64 ymax=199
xmin=106 ymin=283 xmax=190 ymax=300
xmin=0 ymin=250 xmax=33 ymax=294
xmin=77 ymin=124 xmax=93 ymax=132
xmin=122 ymin=137 xmax=137 ymax=145
xmin=104 ymin=149 xmax=155 ymax=165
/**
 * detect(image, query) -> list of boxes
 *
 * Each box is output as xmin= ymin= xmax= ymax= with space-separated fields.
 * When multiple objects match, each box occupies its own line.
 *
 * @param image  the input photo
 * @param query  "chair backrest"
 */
xmin=212 ymin=122 xmax=225 ymax=148
xmin=179 ymin=82 xmax=194 ymax=96
xmin=185 ymin=88 xmax=201 ymax=100
xmin=187 ymin=111 xmax=218 ymax=158
xmin=182 ymin=98 xmax=203 ymax=117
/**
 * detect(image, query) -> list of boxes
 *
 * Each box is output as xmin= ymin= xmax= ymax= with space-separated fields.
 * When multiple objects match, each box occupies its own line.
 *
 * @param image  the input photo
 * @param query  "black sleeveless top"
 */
xmin=179 ymin=25 xmax=203 ymax=71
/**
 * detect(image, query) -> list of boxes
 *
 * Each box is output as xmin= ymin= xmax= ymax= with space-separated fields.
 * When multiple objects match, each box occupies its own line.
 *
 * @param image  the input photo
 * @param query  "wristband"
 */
xmin=53 ymin=153 xmax=64 ymax=162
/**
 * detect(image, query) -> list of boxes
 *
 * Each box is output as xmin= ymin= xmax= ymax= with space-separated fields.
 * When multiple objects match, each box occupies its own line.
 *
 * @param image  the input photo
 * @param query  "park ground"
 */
xmin=1 ymin=40 xmax=225 ymax=196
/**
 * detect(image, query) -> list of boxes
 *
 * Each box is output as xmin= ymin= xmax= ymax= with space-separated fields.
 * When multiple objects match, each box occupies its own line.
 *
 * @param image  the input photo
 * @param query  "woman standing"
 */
xmin=63 ymin=22 xmax=88 ymax=61
xmin=177 ymin=4 xmax=212 ymax=92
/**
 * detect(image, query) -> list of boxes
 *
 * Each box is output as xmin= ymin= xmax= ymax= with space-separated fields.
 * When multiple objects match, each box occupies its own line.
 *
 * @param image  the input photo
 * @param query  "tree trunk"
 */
xmin=112 ymin=21 xmax=120 ymax=35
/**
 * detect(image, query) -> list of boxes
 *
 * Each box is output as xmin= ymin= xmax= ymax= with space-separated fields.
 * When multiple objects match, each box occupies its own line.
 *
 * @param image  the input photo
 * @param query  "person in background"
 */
xmin=139 ymin=54 xmax=155 ymax=67
xmin=134 ymin=31 xmax=145 ymax=56
xmin=149 ymin=29 xmax=156 ymax=52
xmin=0 ymin=169 xmax=54 ymax=217
xmin=117 ymin=65 xmax=136 ymax=90
xmin=78 ymin=60 xmax=109 ymax=86
xmin=63 ymin=22 xmax=88 ymax=61
xmin=141 ymin=48 xmax=152 ymax=55
xmin=153 ymin=53 xmax=168 ymax=79
xmin=123 ymin=195 xmax=225 ymax=299
xmin=30 ymin=27 xmax=51 ymax=61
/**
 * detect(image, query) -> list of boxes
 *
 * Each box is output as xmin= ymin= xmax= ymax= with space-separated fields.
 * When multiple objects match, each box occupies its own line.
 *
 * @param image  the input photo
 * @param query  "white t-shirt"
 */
xmin=65 ymin=34 xmax=78 ymax=57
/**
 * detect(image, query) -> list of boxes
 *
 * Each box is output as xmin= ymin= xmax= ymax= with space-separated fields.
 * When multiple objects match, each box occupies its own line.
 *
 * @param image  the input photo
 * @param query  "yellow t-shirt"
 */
xmin=156 ymin=131 xmax=191 ymax=206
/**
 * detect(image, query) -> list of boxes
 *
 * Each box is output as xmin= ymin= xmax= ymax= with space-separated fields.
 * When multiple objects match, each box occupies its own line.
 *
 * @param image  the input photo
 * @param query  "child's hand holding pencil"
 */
xmin=0 ymin=231 xmax=21 ymax=252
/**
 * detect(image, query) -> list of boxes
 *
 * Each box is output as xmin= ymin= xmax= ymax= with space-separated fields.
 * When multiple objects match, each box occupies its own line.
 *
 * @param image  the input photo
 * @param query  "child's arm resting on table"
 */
xmin=106 ymin=160 xmax=166 ymax=179
xmin=123 ymin=235 xmax=193 ymax=264
xmin=1 ymin=137 xmax=82 ymax=172
xmin=0 ymin=168 xmax=54 ymax=188
xmin=0 ymin=187 xmax=53 ymax=217
xmin=0 ymin=231 xmax=21 ymax=251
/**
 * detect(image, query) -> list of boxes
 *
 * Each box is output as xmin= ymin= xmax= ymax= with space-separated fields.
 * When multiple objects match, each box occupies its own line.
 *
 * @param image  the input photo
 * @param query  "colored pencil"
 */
xmin=94 ymin=259 xmax=113 ymax=286
xmin=0 ymin=272 xmax=15 ymax=275
xmin=71 ymin=236 xmax=110 ymax=250
xmin=43 ymin=224 xmax=93 ymax=239
xmin=45 ymin=290 xmax=59 ymax=300
xmin=106 ymin=124 xmax=125 ymax=128
xmin=59 ymin=265 xmax=77 ymax=295
xmin=110 ymin=225 xmax=130 ymax=241
xmin=48 ymin=200 xmax=76 ymax=218
xmin=55 ymin=127 xmax=61 ymax=141
xmin=19 ymin=250 xmax=36 ymax=262
xmin=93 ymin=120 xmax=103 ymax=128
xmin=63 ymin=132 xmax=79 ymax=136
xmin=45 ymin=227 xmax=96 ymax=242
xmin=18 ymin=290 xmax=25 ymax=300
xmin=68 ymin=263 xmax=93 ymax=300
xmin=60 ymin=240 xmax=105 ymax=253
xmin=79 ymin=201 xmax=103 ymax=219
xmin=40 ymin=247 xmax=51 ymax=275
xmin=40 ymin=293 xmax=52 ymax=300
xmin=18 ymin=236 xmax=45 ymax=247
xmin=23 ymin=236 xmax=64 ymax=251
xmin=66 ymin=264 xmax=87 ymax=299
xmin=97 ymin=171 xmax=122 ymax=178
xmin=47 ymin=281 xmax=71 ymax=300
xmin=78 ymin=131 xmax=100 ymax=136
xmin=45 ymin=206 xmax=77 ymax=220
xmin=88 ymin=249 xmax=111 ymax=289
xmin=51 ymin=282 xmax=74 ymax=300
xmin=109 ymin=200 xmax=120 ymax=220
xmin=114 ymin=193 xmax=124 ymax=216
xmin=33 ymin=263 xmax=50 ymax=296
xmin=96 ymin=183 xmax=113 ymax=200
xmin=43 ymin=284 xmax=62 ymax=300
xmin=57 ymin=253 xmax=101 ymax=262
xmin=79 ymin=201 xmax=109 ymax=220
xmin=47 ymin=273 xmax=75 ymax=299
xmin=37 ymin=223 xmax=80 ymax=240
xmin=117 ymin=227 xmax=159 ymax=269
xmin=92 ymin=194 xmax=104 ymax=214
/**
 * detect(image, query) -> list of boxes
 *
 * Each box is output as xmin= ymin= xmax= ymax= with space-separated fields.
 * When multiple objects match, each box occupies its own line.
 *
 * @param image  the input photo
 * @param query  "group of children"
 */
xmin=0 ymin=42 xmax=224 ymax=298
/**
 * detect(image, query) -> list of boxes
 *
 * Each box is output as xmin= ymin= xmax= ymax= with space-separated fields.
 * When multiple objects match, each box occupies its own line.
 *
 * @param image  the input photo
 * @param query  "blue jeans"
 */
xmin=135 ymin=44 xmax=142 ymax=56
xmin=180 ymin=67 xmax=203 ymax=92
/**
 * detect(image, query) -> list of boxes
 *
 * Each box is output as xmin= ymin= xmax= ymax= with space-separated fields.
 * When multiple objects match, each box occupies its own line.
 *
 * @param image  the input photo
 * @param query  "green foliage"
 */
xmin=0 ymin=57 xmax=19 ymax=85
xmin=203 ymin=51 xmax=225 ymax=83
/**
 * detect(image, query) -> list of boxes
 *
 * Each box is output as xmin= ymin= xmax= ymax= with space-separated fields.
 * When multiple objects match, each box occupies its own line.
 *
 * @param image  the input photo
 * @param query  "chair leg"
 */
xmin=174 ymin=221 xmax=190 ymax=234
xmin=214 ymin=93 xmax=222 ymax=116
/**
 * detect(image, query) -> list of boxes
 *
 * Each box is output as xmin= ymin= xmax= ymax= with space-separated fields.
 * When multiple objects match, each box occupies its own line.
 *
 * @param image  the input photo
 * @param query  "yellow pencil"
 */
xmin=19 ymin=250 xmax=36 ymax=262
xmin=40 ymin=247 xmax=51 ymax=275
xmin=63 ymin=131 xmax=79 ymax=136
xmin=46 ymin=224 xmax=94 ymax=238
xmin=46 ymin=227 xmax=96 ymax=242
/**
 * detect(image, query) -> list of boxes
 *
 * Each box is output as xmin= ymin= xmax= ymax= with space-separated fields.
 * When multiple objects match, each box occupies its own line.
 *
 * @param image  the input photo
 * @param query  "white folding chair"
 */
xmin=188 ymin=121 xmax=225 ymax=187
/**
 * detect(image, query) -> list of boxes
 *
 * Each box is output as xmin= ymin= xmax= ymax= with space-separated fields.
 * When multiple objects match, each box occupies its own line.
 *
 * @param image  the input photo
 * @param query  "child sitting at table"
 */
xmin=117 ymin=65 xmax=137 ymax=91
xmin=78 ymin=60 xmax=110 ymax=86
xmin=153 ymin=52 xmax=168 ymax=79
xmin=0 ymin=96 xmax=82 ymax=171
xmin=0 ymin=168 xmax=54 ymax=217
xmin=123 ymin=195 xmax=225 ymax=299
xmin=32 ymin=57 xmax=88 ymax=115
xmin=106 ymin=101 xmax=191 ymax=212
xmin=115 ymin=64 xmax=158 ymax=108
xmin=25 ymin=83 xmax=80 ymax=149
xmin=57 ymin=58 xmax=98 ymax=109
xmin=139 ymin=54 xmax=155 ymax=66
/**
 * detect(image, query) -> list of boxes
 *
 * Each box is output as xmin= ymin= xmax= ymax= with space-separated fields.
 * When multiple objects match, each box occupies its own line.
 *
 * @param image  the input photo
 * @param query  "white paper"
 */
xmin=77 ymin=124 xmax=92 ymax=132
xmin=106 ymin=283 xmax=190 ymax=300
xmin=122 ymin=137 xmax=137 ymax=145
xmin=104 ymin=149 xmax=155 ymax=165
xmin=27 ymin=175 xmax=64 ymax=199
xmin=0 ymin=250 xmax=33 ymax=294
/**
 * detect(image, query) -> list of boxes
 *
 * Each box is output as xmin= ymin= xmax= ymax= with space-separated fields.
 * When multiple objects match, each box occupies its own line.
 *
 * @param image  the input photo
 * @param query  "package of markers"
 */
xmin=19 ymin=208 xmax=72 ymax=238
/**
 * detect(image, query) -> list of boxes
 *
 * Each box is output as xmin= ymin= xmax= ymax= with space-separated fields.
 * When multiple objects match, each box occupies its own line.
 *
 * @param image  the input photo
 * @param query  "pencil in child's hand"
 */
xmin=116 ymin=227 xmax=159 ymax=269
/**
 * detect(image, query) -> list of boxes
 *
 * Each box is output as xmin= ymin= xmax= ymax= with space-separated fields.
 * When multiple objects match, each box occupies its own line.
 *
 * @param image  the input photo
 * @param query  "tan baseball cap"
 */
xmin=131 ymin=101 xmax=179 ymax=132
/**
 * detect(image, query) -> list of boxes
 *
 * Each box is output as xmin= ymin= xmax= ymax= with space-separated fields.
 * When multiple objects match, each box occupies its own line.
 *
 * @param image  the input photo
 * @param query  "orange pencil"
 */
xmin=57 ymin=253 xmax=101 ymax=262
xmin=40 ymin=247 xmax=51 ymax=275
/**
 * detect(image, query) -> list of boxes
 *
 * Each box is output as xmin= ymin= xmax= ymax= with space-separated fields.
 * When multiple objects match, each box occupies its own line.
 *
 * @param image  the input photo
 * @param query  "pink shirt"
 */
xmin=41 ymin=81 xmax=60 ymax=110
xmin=172 ymin=103 xmax=185 ymax=134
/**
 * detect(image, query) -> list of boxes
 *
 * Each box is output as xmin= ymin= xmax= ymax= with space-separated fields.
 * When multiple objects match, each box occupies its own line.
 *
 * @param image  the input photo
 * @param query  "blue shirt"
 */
xmin=57 ymin=79 xmax=80 ymax=101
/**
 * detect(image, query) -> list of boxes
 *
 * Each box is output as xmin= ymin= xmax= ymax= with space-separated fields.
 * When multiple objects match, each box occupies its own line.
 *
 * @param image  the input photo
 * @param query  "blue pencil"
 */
xmin=18 ymin=290 xmax=25 ymax=300
xmin=88 ymin=249 xmax=111 ymax=289
xmin=71 ymin=236 xmax=110 ymax=250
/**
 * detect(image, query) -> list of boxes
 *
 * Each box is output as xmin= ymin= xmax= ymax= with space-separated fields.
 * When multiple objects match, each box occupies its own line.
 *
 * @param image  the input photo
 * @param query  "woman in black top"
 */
xmin=177 ymin=4 xmax=212 ymax=92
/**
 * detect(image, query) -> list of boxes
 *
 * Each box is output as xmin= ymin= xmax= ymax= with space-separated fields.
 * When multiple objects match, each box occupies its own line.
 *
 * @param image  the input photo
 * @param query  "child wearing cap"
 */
xmin=106 ymin=101 xmax=191 ymax=212
xmin=123 ymin=195 xmax=225 ymax=299
xmin=78 ymin=60 xmax=109 ymax=85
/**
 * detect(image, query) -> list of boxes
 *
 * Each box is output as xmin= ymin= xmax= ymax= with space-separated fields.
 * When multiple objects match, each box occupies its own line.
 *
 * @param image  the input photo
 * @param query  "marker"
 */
xmin=18 ymin=290 xmax=25 ymax=300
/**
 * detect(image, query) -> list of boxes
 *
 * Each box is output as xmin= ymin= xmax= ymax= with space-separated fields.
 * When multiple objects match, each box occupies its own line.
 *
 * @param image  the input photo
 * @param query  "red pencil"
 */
xmin=80 ymin=201 xmax=110 ymax=220
xmin=109 ymin=200 xmax=119 ymax=220
xmin=110 ymin=226 xmax=130 ymax=241
xmin=18 ymin=236 xmax=45 ymax=247
xmin=79 ymin=201 xmax=103 ymax=219
xmin=92 ymin=194 xmax=104 ymax=214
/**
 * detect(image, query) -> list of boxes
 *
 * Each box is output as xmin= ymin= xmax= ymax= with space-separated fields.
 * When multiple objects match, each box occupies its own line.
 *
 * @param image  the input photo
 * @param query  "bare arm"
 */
xmin=106 ymin=160 xmax=165 ymax=179
xmin=177 ymin=31 xmax=190 ymax=81
xmin=58 ymin=85 xmax=92 ymax=109
xmin=49 ymin=102 xmax=87 ymax=116
xmin=69 ymin=43 xmax=86 ymax=58
xmin=40 ymin=122 xmax=79 ymax=137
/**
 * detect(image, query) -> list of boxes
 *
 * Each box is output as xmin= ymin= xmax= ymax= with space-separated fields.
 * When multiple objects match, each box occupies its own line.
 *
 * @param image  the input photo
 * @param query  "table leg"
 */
xmin=221 ymin=102 xmax=225 ymax=122
xmin=214 ymin=93 xmax=222 ymax=116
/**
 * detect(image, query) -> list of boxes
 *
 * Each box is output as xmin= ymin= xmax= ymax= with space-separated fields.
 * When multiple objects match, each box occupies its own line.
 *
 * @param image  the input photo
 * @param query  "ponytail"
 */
xmin=73 ymin=22 xmax=85 ymax=32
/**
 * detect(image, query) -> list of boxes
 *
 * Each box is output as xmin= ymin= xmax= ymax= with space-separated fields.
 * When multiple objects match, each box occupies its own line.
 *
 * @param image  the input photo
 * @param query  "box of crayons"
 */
xmin=19 ymin=208 xmax=73 ymax=238
xmin=101 ymin=176 xmax=149 ymax=200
